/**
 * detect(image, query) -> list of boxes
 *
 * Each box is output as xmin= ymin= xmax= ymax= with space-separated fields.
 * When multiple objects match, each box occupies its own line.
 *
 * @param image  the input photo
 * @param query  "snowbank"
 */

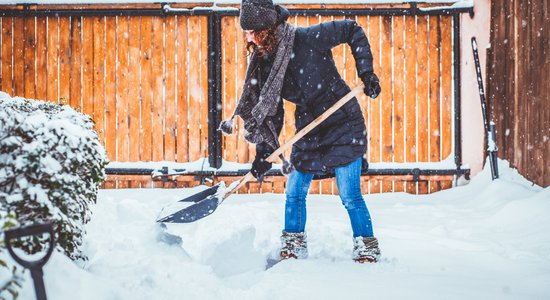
xmin=4 ymin=159 xmax=549 ymax=300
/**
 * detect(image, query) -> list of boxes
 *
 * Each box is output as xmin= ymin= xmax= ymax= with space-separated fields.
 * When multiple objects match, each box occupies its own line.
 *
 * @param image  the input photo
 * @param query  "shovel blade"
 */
xmin=157 ymin=195 xmax=220 ymax=223
xmin=178 ymin=184 xmax=221 ymax=203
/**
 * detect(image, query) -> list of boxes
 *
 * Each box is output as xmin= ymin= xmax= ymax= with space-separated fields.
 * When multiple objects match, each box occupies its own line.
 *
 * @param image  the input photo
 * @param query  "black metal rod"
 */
xmin=105 ymin=167 xmax=469 ymax=177
xmin=207 ymin=12 xmax=223 ymax=169
xmin=216 ymin=6 xmax=473 ymax=17
xmin=0 ymin=4 xmax=473 ymax=17
xmin=453 ymin=13 xmax=462 ymax=171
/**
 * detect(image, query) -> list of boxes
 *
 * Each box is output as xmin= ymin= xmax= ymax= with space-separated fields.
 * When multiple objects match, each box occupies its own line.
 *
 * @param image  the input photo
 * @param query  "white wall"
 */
xmin=460 ymin=0 xmax=491 ymax=177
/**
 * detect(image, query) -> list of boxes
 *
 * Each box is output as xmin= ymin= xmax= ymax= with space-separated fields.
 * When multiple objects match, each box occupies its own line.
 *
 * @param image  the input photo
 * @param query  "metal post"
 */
xmin=453 ymin=13 xmax=462 ymax=172
xmin=207 ymin=12 xmax=223 ymax=168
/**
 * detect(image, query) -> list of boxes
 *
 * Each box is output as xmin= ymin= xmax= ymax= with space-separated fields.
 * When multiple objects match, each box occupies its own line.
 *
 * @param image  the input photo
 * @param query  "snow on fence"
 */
xmin=0 ymin=2 xmax=473 ymax=194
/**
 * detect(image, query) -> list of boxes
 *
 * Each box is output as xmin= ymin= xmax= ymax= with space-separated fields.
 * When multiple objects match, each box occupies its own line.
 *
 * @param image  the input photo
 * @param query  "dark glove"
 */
xmin=251 ymin=150 xmax=272 ymax=182
xmin=360 ymin=72 xmax=381 ymax=99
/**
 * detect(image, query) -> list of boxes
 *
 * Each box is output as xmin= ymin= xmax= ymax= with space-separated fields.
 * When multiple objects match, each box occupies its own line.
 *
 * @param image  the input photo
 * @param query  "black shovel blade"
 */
xmin=157 ymin=195 xmax=220 ymax=223
xmin=178 ymin=184 xmax=220 ymax=203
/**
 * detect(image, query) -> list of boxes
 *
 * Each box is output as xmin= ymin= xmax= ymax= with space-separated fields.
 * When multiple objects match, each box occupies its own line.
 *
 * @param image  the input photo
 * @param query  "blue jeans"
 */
xmin=284 ymin=157 xmax=374 ymax=237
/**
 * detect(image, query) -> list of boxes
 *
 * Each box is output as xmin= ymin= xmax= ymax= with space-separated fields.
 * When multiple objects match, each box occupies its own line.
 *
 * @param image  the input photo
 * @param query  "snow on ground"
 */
xmin=8 ymin=160 xmax=550 ymax=299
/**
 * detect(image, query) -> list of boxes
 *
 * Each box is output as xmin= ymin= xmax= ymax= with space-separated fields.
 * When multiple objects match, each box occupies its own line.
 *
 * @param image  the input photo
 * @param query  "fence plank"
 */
xmin=441 ymin=16 xmax=453 ymax=160
xmin=13 ymin=17 xmax=24 ymax=97
xmin=81 ymin=17 xmax=93 ymax=117
xmin=188 ymin=16 xmax=202 ymax=161
xmin=46 ymin=17 xmax=59 ymax=102
xmin=405 ymin=16 xmax=417 ymax=163
xmin=35 ymin=17 xmax=47 ymax=100
xmin=222 ymin=16 xmax=238 ymax=162
xmin=93 ymin=16 xmax=106 ymax=145
xmin=140 ymin=16 xmax=153 ymax=161
xmin=429 ymin=16 xmax=441 ymax=163
xmin=235 ymin=21 xmax=250 ymax=164
xmin=127 ymin=16 xmax=141 ymax=162
xmin=151 ymin=17 xmax=164 ymax=161
xmin=417 ymin=16 xmax=429 ymax=163
xmin=176 ymin=15 xmax=189 ymax=162
xmin=69 ymin=17 xmax=82 ymax=110
xmin=200 ymin=17 xmax=209 ymax=160
xmin=368 ymin=16 xmax=381 ymax=165
xmin=393 ymin=15 xmax=406 ymax=192
xmin=116 ymin=16 xmax=130 ymax=162
xmin=23 ymin=17 xmax=36 ymax=99
xmin=105 ymin=17 xmax=117 ymax=161
xmin=59 ymin=17 xmax=70 ymax=103
xmin=1 ymin=17 xmax=13 ymax=94
xmin=164 ymin=16 xmax=177 ymax=162
xmin=381 ymin=16 xmax=393 ymax=192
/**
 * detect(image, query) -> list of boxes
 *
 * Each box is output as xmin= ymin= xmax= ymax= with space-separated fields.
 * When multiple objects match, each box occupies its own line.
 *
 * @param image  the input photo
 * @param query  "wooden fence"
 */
xmin=0 ymin=3 xmax=472 ymax=193
xmin=488 ymin=0 xmax=550 ymax=187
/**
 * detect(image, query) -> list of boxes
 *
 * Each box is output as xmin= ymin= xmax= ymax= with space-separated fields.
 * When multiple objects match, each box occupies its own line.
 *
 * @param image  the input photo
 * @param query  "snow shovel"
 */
xmin=4 ymin=222 xmax=55 ymax=300
xmin=157 ymin=83 xmax=365 ymax=223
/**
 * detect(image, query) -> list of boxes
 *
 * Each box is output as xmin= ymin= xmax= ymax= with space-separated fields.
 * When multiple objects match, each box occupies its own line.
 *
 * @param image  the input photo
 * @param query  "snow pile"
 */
xmin=0 ymin=92 xmax=108 ymax=264
xmin=4 ymin=159 xmax=550 ymax=300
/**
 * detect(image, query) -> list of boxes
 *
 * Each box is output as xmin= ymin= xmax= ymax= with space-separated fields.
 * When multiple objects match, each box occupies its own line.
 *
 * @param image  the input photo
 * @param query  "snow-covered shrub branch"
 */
xmin=0 ymin=92 xmax=108 ymax=262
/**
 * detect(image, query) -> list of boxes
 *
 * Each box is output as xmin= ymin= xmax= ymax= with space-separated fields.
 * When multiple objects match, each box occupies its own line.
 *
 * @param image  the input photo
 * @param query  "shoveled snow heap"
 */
xmin=4 ymin=159 xmax=550 ymax=299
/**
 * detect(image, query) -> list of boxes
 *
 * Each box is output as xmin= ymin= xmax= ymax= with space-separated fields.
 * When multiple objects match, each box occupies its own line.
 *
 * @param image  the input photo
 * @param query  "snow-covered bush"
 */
xmin=0 ymin=92 xmax=108 ymax=261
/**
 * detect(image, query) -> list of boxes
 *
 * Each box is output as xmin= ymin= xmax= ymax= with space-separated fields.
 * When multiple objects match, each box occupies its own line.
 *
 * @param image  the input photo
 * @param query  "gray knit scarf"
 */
xmin=220 ymin=22 xmax=296 ymax=152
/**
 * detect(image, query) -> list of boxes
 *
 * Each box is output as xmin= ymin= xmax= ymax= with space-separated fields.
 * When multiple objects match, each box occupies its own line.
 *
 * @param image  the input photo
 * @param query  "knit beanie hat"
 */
xmin=240 ymin=0 xmax=278 ymax=31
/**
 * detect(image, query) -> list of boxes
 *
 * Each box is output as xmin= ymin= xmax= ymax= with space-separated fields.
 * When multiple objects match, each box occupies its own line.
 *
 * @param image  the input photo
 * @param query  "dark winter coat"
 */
xmin=256 ymin=6 xmax=374 ymax=177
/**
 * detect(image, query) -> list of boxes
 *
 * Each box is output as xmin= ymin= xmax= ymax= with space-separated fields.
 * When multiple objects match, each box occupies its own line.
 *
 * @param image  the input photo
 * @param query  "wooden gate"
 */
xmin=0 ymin=3 xmax=472 ymax=193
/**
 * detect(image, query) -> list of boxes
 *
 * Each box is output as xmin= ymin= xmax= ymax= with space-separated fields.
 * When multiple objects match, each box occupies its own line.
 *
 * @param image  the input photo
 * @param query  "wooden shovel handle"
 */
xmin=223 ymin=83 xmax=365 ymax=199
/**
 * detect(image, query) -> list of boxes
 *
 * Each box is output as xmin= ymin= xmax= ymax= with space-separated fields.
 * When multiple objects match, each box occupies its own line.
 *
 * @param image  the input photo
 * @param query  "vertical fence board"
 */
xmin=127 ymin=16 xmax=141 ymax=162
xmin=368 ymin=16 xmax=382 ymax=193
xmin=105 ymin=17 xmax=117 ymax=161
xmin=176 ymin=16 xmax=189 ymax=162
xmin=46 ymin=17 xmax=59 ymax=102
xmin=235 ymin=23 xmax=250 ymax=163
xmin=200 ymin=17 xmax=209 ymax=160
xmin=69 ymin=17 xmax=82 ymax=110
xmin=428 ymin=16 xmax=441 ymax=193
xmin=81 ymin=17 xmax=93 ymax=117
xmin=417 ymin=16 xmax=429 ymax=163
xmin=368 ymin=15 xmax=381 ymax=164
xmin=441 ymin=16 xmax=453 ymax=160
xmin=1 ymin=17 xmax=14 ymax=94
xmin=59 ymin=17 xmax=70 ymax=103
xmin=405 ymin=15 xmax=417 ymax=166
xmin=151 ymin=17 xmax=165 ymax=161
xmin=429 ymin=16 xmax=441 ymax=163
xmin=116 ymin=16 xmax=130 ymax=162
xmin=93 ymin=17 xmax=106 ymax=145
xmin=164 ymin=16 xmax=177 ymax=162
xmin=187 ymin=16 xmax=202 ymax=161
xmin=13 ymin=17 xmax=24 ymax=97
xmin=393 ymin=15 xmax=406 ymax=192
xmin=222 ymin=16 xmax=238 ymax=162
xmin=140 ymin=16 xmax=153 ymax=161
xmin=35 ymin=17 xmax=48 ymax=100
xmin=23 ymin=17 xmax=36 ymax=99
xmin=381 ymin=16 xmax=393 ymax=192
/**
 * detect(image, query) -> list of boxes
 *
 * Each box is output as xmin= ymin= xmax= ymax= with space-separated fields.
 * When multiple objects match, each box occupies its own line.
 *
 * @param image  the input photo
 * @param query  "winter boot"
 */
xmin=280 ymin=230 xmax=308 ymax=260
xmin=352 ymin=236 xmax=381 ymax=263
